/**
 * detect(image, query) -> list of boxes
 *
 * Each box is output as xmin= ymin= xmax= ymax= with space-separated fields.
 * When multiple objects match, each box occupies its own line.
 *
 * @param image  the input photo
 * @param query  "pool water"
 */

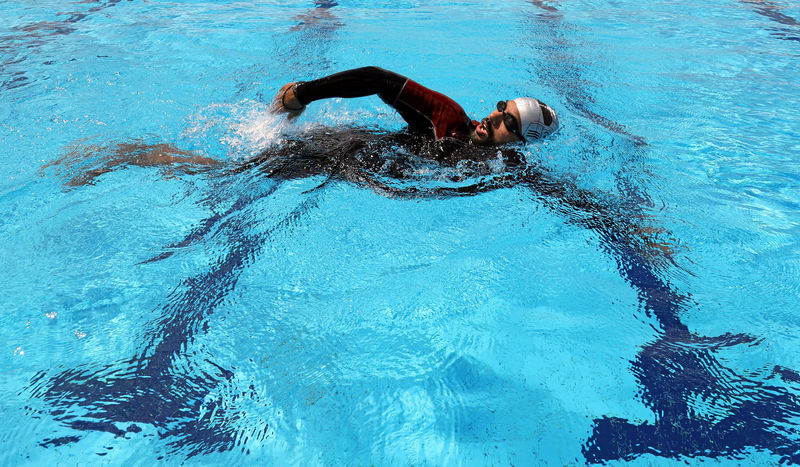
xmin=2 ymin=0 xmax=800 ymax=464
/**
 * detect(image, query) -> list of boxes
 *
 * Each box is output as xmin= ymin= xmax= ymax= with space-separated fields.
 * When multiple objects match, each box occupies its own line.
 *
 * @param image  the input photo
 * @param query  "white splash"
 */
xmin=183 ymin=98 xmax=402 ymax=161
xmin=183 ymin=99 xmax=290 ymax=160
xmin=222 ymin=101 xmax=285 ymax=155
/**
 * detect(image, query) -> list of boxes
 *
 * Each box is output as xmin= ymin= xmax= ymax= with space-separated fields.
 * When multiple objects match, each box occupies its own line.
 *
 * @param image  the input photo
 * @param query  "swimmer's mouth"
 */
xmin=478 ymin=118 xmax=493 ymax=139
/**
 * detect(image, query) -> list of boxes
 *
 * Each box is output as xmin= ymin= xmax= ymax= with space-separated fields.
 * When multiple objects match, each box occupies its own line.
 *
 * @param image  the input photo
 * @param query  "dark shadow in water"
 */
xmin=33 ymin=134 xmax=332 ymax=454
xmin=741 ymin=0 xmax=800 ymax=42
xmin=525 ymin=1 xmax=800 ymax=463
xmin=32 ymin=126 xmax=677 ymax=457
xmin=30 ymin=178 xmax=315 ymax=456
xmin=526 ymin=1 xmax=648 ymax=148
xmin=581 ymin=178 xmax=800 ymax=463
xmin=28 ymin=1 xmax=351 ymax=458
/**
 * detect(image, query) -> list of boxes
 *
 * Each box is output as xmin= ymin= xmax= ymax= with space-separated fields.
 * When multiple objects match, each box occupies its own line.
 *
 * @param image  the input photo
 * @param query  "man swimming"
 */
xmin=45 ymin=66 xmax=559 ymax=188
xmin=273 ymin=66 xmax=559 ymax=146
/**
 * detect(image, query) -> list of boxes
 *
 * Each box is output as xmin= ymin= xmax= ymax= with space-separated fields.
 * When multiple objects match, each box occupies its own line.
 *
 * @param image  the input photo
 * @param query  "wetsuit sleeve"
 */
xmin=293 ymin=66 xmax=407 ymax=107
xmin=293 ymin=66 xmax=473 ymax=140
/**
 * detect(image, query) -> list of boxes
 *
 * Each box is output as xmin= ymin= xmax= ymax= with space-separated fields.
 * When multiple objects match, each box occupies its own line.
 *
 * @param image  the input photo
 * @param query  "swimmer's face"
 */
xmin=470 ymin=99 xmax=524 ymax=146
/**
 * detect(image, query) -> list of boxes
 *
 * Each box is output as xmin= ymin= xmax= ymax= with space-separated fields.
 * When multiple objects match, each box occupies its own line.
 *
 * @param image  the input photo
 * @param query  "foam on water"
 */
xmin=183 ymin=99 xmax=288 ymax=159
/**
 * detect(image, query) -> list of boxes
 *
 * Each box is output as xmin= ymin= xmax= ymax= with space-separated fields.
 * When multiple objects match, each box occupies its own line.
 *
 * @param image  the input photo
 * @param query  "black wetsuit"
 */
xmin=294 ymin=66 xmax=479 ymax=140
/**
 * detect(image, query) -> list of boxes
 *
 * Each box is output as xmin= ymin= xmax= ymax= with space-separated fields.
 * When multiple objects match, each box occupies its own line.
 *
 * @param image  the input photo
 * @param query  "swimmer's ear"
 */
xmin=271 ymin=82 xmax=306 ymax=121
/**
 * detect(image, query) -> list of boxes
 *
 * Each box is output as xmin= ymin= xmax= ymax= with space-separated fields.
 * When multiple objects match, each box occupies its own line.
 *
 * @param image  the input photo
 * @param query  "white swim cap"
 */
xmin=512 ymin=97 xmax=559 ymax=141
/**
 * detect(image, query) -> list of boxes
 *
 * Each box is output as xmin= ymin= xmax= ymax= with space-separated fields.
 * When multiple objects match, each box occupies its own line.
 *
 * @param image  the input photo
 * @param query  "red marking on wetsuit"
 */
xmin=395 ymin=80 xmax=473 ymax=140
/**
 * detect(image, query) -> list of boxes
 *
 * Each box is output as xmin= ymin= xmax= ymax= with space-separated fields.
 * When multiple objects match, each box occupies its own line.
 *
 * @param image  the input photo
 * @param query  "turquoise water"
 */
xmin=2 ymin=0 xmax=800 ymax=464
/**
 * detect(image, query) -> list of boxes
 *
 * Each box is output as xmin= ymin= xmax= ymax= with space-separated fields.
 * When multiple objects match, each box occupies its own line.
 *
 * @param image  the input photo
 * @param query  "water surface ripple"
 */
xmin=2 ymin=0 xmax=800 ymax=465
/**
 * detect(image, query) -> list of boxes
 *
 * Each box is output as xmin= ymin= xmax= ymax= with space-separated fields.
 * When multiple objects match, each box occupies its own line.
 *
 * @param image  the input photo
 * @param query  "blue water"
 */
xmin=2 ymin=0 xmax=800 ymax=464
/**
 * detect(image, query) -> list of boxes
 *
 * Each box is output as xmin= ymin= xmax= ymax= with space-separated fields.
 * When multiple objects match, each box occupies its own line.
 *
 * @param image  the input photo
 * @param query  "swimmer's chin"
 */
xmin=469 ymin=129 xmax=492 ymax=146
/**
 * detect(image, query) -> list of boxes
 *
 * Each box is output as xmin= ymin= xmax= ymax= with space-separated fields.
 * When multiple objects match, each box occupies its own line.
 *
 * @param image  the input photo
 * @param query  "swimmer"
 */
xmin=273 ymin=66 xmax=559 ymax=146
xmin=45 ymin=67 xmax=559 ymax=188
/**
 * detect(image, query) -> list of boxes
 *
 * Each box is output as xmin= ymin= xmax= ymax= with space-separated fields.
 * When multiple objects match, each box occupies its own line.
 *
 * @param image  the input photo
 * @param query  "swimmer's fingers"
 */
xmin=270 ymin=82 xmax=294 ymax=112
xmin=271 ymin=82 xmax=306 ymax=119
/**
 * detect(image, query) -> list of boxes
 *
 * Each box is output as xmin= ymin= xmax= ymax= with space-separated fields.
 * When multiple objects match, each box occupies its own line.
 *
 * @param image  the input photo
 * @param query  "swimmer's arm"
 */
xmin=274 ymin=66 xmax=408 ymax=116
xmin=297 ymin=66 xmax=407 ymax=104
xmin=274 ymin=66 xmax=464 ymax=135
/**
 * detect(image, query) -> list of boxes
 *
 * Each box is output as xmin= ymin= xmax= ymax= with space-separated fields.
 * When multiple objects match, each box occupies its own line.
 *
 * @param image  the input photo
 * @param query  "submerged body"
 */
xmin=234 ymin=127 xmax=524 ymax=186
xmin=46 ymin=126 xmax=523 ymax=197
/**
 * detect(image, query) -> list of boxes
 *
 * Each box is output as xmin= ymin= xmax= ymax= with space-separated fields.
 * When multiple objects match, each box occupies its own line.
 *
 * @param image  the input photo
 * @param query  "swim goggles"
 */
xmin=497 ymin=100 xmax=526 ymax=143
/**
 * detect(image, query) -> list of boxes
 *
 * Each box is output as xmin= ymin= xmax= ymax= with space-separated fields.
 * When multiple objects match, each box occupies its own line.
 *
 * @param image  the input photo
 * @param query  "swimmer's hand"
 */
xmin=272 ymin=82 xmax=306 ymax=120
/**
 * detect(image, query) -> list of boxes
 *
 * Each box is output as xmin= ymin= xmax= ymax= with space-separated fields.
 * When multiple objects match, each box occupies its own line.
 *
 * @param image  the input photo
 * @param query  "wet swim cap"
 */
xmin=512 ymin=97 xmax=559 ymax=141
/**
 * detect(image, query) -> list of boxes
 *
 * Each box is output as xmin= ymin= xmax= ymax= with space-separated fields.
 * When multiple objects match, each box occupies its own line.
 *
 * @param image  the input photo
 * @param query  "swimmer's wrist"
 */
xmin=283 ymin=82 xmax=307 ymax=111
